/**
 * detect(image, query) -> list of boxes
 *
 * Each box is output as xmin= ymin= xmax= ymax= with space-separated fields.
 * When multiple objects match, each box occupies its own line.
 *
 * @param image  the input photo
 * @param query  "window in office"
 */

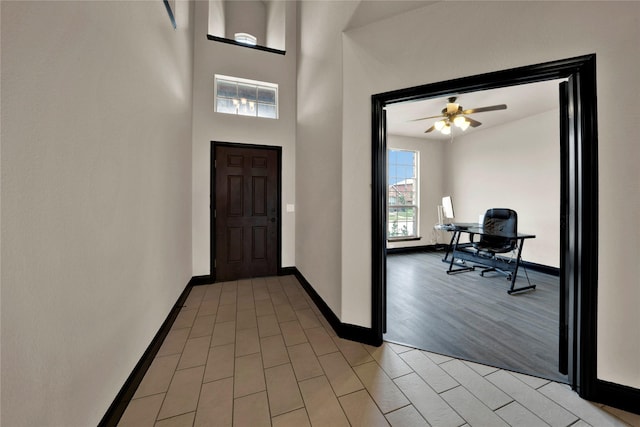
xmin=215 ymin=75 xmax=278 ymax=119
xmin=388 ymin=149 xmax=418 ymax=239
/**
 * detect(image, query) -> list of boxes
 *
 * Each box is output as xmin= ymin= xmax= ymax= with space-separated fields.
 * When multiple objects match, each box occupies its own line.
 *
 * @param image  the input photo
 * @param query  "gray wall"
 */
xmin=1 ymin=1 xmax=194 ymax=425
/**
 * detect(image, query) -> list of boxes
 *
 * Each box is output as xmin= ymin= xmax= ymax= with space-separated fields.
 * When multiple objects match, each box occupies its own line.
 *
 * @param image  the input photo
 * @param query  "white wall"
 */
xmin=0 ymin=1 xmax=194 ymax=425
xmin=446 ymin=110 xmax=560 ymax=267
xmin=1 ymin=4 xmax=3 ymax=420
xmin=298 ymin=0 xmax=640 ymax=389
xmin=224 ymin=0 xmax=266 ymax=46
xmin=266 ymin=0 xmax=286 ymax=51
xmin=296 ymin=1 xmax=359 ymax=321
xmin=386 ymin=135 xmax=445 ymax=249
xmin=207 ymin=0 xmax=225 ymax=38
xmin=192 ymin=1 xmax=297 ymax=276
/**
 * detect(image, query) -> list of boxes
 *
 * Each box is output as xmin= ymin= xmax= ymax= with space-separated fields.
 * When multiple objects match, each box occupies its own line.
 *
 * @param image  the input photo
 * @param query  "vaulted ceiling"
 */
xmin=345 ymin=1 xmax=438 ymax=31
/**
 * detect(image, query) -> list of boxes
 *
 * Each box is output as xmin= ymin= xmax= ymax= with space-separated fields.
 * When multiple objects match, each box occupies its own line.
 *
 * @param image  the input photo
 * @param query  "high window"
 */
xmin=208 ymin=0 xmax=286 ymax=54
xmin=388 ymin=149 xmax=418 ymax=239
xmin=214 ymin=75 xmax=278 ymax=119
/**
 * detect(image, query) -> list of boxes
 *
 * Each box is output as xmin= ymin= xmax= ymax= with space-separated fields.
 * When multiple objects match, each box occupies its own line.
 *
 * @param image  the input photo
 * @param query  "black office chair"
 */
xmin=473 ymin=208 xmax=518 ymax=278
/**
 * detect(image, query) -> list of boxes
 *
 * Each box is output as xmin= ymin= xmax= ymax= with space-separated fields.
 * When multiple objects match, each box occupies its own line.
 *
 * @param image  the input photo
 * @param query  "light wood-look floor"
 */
xmin=386 ymin=250 xmax=567 ymax=383
xmin=117 ymin=275 xmax=640 ymax=426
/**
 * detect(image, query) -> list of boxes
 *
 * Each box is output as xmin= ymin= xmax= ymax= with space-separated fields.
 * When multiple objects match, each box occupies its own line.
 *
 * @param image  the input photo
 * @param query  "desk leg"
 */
xmin=507 ymin=238 xmax=536 ymax=294
xmin=442 ymin=231 xmax=456 ymax=262
xmin=446 ymin=231 xmax=475 ymax=275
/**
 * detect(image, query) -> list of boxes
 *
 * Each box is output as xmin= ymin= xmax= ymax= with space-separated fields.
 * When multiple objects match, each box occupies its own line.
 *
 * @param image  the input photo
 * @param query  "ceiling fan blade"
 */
xmin=462 ymin=104 xmax=507 ymax=114
xmin=424 ymin=125 xmax=436 ymax=133
xmin=410 ymin=114 xmax=446 ymax=122
xmin=466 ymin=117 xmax=482 ymax=127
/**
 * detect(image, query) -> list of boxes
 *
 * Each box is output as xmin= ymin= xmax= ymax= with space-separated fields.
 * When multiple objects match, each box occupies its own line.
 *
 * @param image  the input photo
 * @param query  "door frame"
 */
xmin=210 ymin=141 xmax=283 ymax=280
xmin=371 ymin=55 xmax=598 ymax=398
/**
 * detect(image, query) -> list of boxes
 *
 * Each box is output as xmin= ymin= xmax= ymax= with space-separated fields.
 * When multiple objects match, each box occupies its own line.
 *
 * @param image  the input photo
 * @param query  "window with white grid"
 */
xmin=215 ymin=75 xmax=278 ymax=119
xmin=388 ymin=149 xmax=419 ymax=239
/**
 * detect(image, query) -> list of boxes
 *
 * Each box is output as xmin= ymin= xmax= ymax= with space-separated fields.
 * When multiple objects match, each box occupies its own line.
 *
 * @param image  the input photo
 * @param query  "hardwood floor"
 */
xmin=385 ymin=250 xmax=568 ymax=383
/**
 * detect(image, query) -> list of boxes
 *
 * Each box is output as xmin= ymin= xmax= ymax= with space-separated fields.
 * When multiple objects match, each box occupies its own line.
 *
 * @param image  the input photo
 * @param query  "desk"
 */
xmin=436 ymin=223 xmax=536 ymax=294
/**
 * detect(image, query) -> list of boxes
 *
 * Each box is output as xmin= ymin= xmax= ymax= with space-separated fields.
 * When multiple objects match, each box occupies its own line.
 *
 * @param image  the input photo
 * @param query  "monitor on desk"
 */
xmin=442 ymin=196 xmax=455 ymax=220
xmin=437 ymin=196 xmax=455 ymax=225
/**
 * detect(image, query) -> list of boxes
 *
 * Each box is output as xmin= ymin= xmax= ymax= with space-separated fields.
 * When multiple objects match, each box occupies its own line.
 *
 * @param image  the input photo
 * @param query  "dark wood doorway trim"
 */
xmin=372 ymin=55 xmax=599 ymax=400
xmin=210 ymin=141 xmax=283 ymax=280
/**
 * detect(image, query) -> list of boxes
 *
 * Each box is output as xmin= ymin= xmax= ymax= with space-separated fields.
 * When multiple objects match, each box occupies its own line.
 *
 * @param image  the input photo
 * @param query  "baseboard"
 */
xmin=279 ymin=266 xmax=297 ymax=276
xmin=520 ymin=261 xmax=560 ymax=276
xmin=594 ymin=379 xmax=640 ymax=415
xmin=190 ymin=274 xmax=216 ymax=286
xmin=386 ymin=244 xmax=442 ymax=255
xmin=292 ymin=268 xmax=380 ymax=347
xmin=291 ymin=268 xmax=342 ymax=332
xmin=98 ymin=280 xmax=194 ymax=427
xmin=339 ymin=322 xmax=381 ymax=346
xmin=193 ymin=270 xmax=295 ymax=284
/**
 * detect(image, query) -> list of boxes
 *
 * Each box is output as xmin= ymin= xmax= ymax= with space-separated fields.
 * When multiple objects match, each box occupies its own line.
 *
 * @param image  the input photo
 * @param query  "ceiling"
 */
xmin=345 ymin=1 xmax=438 ymax=31
xmin=385 ymin=79 xmax=566 ymax=141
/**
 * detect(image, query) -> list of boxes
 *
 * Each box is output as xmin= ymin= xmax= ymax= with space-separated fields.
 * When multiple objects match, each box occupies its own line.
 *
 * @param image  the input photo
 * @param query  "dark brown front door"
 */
xmin=214 ymin=144 xmax=279 ymax=281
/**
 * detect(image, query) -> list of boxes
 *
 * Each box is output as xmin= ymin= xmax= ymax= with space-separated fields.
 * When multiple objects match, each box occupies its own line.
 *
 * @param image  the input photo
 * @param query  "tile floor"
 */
xmin=118 ymin=275 xmax=640 ymax=427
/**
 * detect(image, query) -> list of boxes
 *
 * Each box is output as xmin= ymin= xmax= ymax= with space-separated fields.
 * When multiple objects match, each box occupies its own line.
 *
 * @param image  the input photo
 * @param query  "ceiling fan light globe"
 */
xmin=441 ymin=124 xmax=451 ymax=135
xmin=458 ymin=120 xmax=470 ymax=131
xmin=453 ymin=116 xmax=467 ymax=127
xmin=434 ymin=120 xmax=446 ymax=131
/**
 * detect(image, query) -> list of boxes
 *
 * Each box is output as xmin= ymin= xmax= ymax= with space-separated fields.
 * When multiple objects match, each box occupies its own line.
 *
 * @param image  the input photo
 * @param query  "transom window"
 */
xmin=214 ymin=75 xmax=278 ymax=119
xmin=388 ymin=149 xmax=418 ymax=239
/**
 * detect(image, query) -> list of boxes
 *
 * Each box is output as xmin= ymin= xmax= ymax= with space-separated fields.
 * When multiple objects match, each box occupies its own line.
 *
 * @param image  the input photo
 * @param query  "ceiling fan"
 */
xmin=413 ymin=96 xmax=507 ymax=135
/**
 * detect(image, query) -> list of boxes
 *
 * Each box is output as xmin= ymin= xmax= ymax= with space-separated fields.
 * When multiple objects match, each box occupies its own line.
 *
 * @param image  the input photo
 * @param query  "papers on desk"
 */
xmin=435 ymin=224 xmax=455 ymax=231
xmin=435 ymin=223 xmax=469 ymax=231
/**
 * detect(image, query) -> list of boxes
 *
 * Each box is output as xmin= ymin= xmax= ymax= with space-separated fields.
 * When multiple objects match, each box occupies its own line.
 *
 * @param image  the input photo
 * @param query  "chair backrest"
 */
xmin=479 ymin=208 xmax=518 ymax=250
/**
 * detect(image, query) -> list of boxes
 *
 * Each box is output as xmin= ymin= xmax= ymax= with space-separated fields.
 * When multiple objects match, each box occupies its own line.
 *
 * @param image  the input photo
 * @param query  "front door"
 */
xmin=213 ymin=143 xmax=279 ymax=281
